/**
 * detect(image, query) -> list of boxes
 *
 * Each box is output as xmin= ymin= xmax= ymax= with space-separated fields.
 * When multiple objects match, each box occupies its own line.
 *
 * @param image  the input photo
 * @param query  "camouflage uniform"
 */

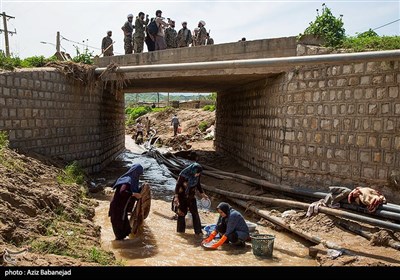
xmin=101 ymin=36 xmax=114 ymax=56
xmin=177 ymin=27 xmax=192 ymax=47
xmin=121 ymin=20 xmax=134 ymax=54
xmin=165 ymin=27 xmax=178 ymax=49
xmin=134 ymin=16 xmax=149 ymax=53
xmin=196 ymin=26 xmax=207 ymax=46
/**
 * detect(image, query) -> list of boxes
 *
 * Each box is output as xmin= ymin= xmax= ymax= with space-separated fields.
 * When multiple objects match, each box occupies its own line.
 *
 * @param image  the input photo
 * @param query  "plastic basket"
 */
xmin=251 ymin=234 xmax=275 ymax=258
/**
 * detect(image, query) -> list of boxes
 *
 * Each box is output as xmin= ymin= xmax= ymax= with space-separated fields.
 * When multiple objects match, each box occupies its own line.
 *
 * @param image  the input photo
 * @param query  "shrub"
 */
xmin=202 ymin=105 xmax=215 ymax=112
xmin=72 ymin=47 xmax=94 ymax=65
xmin=125 ymin=106 xmax=152 ymax=125
xmin=21 ymin=55 xmax=58 ymax=68
xmin=299 ymin=3 xmax=345 ymax=47
xmin=0 ymin=52 xmax=21 ymax=70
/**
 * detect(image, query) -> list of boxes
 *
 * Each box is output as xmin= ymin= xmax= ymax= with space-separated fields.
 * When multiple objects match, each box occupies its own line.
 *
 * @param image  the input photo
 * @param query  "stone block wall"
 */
xmin=0 ymin=68 xmax=125 ymax=173
xmin=216 ymin=58 xmax=400 ymax=196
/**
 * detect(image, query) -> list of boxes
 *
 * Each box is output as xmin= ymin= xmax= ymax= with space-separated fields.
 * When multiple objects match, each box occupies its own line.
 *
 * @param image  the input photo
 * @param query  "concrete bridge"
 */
xmin=94 ymin=36 xmax=298 ymax=93
xmin=0 ymin=36 xmax=399 ymax=200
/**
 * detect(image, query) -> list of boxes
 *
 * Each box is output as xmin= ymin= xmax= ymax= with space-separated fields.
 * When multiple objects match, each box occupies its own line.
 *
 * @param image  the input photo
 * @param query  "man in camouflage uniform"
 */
xmin=134 ymin=12 xmax=149 ymax=53
xmin=192 ymin=28 xmax=199 ymax=46
xmin=206 ymin=33 xmax=214 ymax=45
xmin=101 ymin=30 xmax=114 ymax=56
xmin=121 ymin=13 xmax=134 ymax=54
xmin=196 ymin=20 xmax=207 ymax=46
xmin=177 ymin=21 xmax=192 ymax=48
xmin=165 ymin=20 xmax=178 ymax=49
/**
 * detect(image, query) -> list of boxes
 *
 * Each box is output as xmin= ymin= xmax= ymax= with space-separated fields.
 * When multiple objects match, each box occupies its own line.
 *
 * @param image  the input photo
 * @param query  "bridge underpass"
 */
xmin=94 ymin=41 xmax=400 ymax=200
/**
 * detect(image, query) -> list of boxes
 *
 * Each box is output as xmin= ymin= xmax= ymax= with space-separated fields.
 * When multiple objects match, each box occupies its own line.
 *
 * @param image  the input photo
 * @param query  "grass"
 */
xmin=31 ymin=201 xmax=117 ymax=265
xmin=57 ymin=161 xmax=86 ymax=185
xmin=87 ymin=247 xmax=115 ymax=265
xmin=0 ymin=131 xmax=9 ymax=150
xmin=198 ymin=121 xmax=209 ymax=132
xmin=341 ymin=35 xmax=400 ymax=52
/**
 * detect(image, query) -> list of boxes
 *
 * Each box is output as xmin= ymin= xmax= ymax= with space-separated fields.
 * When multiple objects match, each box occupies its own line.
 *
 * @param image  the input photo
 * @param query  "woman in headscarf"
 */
xmin=109 ymin=163 xmax=144 ymax=240
xmin=202 ymin=202 xmax=249 ymax=249
xmin=173 ymin=163 xmax=208 ymax=235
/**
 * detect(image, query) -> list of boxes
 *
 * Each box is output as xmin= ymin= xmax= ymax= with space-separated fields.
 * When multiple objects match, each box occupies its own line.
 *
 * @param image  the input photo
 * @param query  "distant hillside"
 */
xmin=125 ymin=93 xmax=210 ymax=105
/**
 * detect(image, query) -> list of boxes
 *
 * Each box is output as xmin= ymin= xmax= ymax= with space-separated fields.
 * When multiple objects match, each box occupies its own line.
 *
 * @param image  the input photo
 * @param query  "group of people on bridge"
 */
xmin=101 ymin=9 xmax=214 ymax=56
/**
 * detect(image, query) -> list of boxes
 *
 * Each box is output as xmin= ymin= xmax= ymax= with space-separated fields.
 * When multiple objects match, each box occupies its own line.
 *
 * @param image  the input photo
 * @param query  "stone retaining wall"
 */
xmin=0 ymin=68 xmax=124 ymax=173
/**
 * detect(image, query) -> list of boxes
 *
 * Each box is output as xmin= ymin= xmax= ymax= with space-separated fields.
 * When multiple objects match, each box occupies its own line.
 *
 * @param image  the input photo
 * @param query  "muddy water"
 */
xmin=93 ymin=137 xmax=317 ymax=266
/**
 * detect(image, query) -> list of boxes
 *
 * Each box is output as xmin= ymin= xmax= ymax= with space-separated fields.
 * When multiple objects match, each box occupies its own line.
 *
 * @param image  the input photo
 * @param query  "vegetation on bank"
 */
xmin=0 ymin=46 xmax=94 ymax=70
xmin=298 ymin=3 xmax=400 ymax=50
xmin=57 ymin=161 xmax=86 ymax=185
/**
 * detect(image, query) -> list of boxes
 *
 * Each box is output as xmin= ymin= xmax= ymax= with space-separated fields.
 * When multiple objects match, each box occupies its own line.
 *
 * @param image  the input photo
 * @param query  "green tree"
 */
xmin=300 ymin=3 xmax=345 ymax=47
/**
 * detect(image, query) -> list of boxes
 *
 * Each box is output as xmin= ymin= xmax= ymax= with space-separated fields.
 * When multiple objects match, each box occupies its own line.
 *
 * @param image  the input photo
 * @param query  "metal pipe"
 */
xmin=202 ymin=185 xmax=400 ymax=232
xmin=201 ymin=163 xmax=400 ymax=214
xmin=94 ymin=49 xmax=400 ymax=74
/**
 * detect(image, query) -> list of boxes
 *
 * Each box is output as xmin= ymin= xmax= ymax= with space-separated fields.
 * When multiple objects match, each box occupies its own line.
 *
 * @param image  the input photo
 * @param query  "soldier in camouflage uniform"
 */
xmin=101 ymin=31 xmax=114 ymax=56
xmin=165 ymin=20 xmax=178 ymax=49
xmin=134 ymin=12 xmax=149 ymax=53
xmin=121 ymin=13 xmax=134 ymax=54
xmin=196 ymin=20 xmax=207 ymax=46
xmin=177 ymin=21 xmax=192 ymax=48
xmin=206 ymin=33 xmax=214 ymax=45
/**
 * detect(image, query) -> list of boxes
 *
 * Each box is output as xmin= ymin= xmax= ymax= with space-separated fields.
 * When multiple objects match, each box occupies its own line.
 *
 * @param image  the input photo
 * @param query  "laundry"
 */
xmin=348 ymin=187 xmax=387 ymax=213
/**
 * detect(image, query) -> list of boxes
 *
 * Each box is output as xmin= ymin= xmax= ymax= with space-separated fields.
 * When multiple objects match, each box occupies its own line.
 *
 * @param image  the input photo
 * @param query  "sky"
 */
xmin=0 ymin=0 xmax=399 ymax=58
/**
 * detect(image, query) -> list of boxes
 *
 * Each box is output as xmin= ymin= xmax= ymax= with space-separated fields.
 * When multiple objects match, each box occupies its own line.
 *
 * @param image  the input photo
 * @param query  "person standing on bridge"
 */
xmin=173 ymin=163 xmax=209 ymax=235
xmin=109 ymin=163 xmax=144 ymax=240
xmin=195 ymin=20 xmax=207 ymax=46
xmin=165 ymin=20 xmax=178 ymax=49
xmin=177 ymin=21 xmax=192 ymax=48
xmin=206 ymin=32 xmax=214 ymax=45
xmin=171 ymin=114 xmax=180 ymax=136
xmin=101 ymin=30 xmax=114 ymax=56
xmin=154 ymin=10 xmax=169 ymax=51
xmin=122 ymin=13 xmax=135 ymax=54
xmin=134 ymin=12 xmax=149 ymax=53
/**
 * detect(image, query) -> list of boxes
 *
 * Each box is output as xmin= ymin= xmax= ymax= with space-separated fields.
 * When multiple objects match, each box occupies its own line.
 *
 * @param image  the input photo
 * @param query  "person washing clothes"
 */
xmin=202 ymin=202 xmax=249 ymax=249
xmin=173 ymin=163 xmax=208 ymax=235
xmin=108 ymin=163 xmax=144 ymax=240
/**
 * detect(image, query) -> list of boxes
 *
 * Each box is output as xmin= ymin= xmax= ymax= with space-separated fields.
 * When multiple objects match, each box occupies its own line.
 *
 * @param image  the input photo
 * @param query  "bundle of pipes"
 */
xmin=145 ymin=149 xmax=400 ymax=232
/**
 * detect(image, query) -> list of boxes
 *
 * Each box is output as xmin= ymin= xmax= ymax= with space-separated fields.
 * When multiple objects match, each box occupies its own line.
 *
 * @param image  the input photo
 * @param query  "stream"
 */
xmin=92 ymin=136 xmax=317 ymax=266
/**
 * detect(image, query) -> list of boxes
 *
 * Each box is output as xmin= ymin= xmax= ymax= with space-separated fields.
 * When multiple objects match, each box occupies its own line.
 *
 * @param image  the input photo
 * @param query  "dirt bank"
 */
xmin=0 ymin=148 xmax=116 ymax=266
xmin=126 ymin=107 xmax=215 ymax=151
